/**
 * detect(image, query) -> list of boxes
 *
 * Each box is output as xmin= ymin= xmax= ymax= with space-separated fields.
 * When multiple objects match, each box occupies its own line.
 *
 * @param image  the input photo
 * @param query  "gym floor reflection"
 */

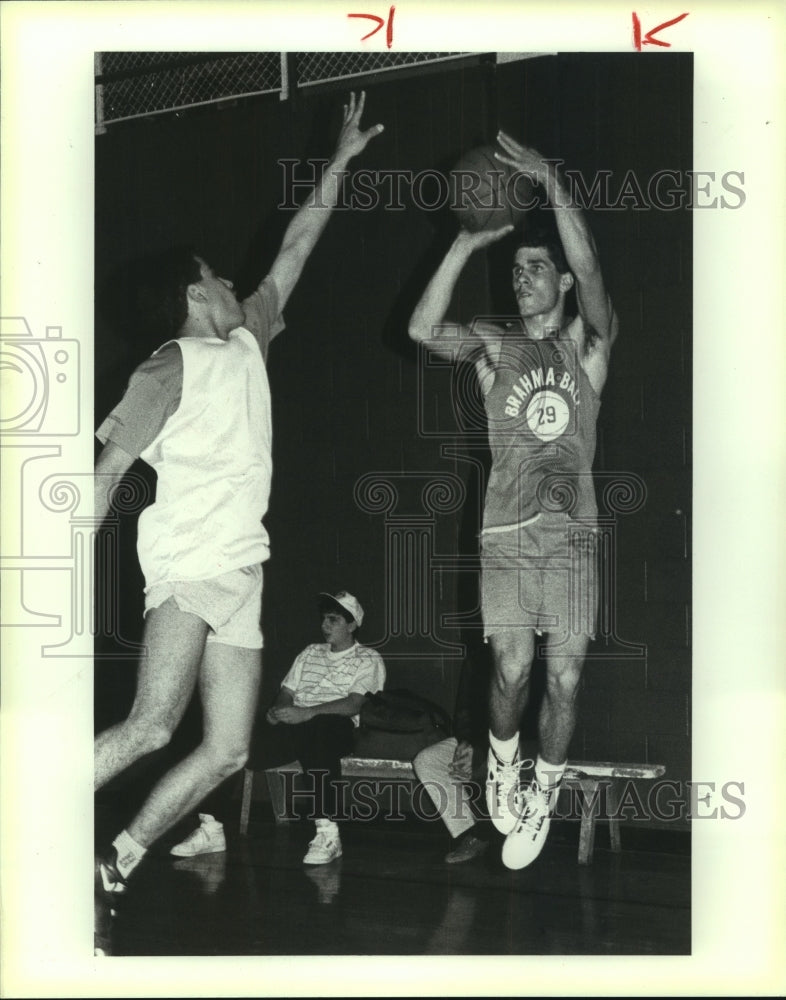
xmin=103 ymin=812 xmax=690 ymax=956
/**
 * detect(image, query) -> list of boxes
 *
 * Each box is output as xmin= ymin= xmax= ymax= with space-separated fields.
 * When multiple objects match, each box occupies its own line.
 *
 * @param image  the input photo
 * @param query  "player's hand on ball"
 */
xmin=456 ymin=223 xmax=515 ymax=253
xmin=335 ymin=91 xmax=384 ymax=160
xmin=494 ymin=131 xmax=550 ymax=186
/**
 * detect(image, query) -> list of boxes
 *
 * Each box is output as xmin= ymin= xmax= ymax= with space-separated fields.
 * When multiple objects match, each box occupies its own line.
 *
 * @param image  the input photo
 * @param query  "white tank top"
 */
xmin=137 ymin=328 xmax=272 ymax=586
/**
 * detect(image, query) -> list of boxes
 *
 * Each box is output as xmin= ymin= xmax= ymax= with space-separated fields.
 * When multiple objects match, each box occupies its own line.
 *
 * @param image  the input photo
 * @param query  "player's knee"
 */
xmin=125 ymin=699 xmax=180 ymax=754
xmin=490 ymin=631 xmax=534 ymax=686
xmin=492 ymin=656 xmax=533 ymax=695
xmin=134 ymin=719 xmax=174 ymax=755
xmin=546 ymin=663 xmax=582 ymax=702
xmin=206 ymin=743 xmax=249 ymax=780
xmin=232 ymin=746 xmax=250 ymax=772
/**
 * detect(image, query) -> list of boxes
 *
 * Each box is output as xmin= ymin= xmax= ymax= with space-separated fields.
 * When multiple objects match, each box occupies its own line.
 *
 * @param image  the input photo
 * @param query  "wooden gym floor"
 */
xmin=103 ymin=809 xmax=690 ymax=957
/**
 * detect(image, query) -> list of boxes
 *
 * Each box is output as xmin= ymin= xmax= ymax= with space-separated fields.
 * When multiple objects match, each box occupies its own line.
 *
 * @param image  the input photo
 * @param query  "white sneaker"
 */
xmin=303 ymin=825 xmax=342 ymax=866
xmin=170 ymin=814 xmax=226 ymax=857
xmin=501 ymin=779 xmax=556 ymax=870
xmin=486 ymin=748 xmax=524 ymax=835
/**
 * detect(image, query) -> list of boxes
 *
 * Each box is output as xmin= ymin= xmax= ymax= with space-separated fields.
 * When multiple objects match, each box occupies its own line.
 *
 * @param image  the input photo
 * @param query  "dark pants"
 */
xmin=250 ymin=715 xmax=355 ymax=821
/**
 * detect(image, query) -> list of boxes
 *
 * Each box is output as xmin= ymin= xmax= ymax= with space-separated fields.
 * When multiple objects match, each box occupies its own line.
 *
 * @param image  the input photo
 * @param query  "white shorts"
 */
xmin=144 ymin=563 xmax=264 ymax=649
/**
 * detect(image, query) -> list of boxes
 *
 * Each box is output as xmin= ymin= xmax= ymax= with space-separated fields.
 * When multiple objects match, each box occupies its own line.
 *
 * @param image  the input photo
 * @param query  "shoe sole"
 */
xmin=302 ymin=851 xmax=343 ymax=866
xmin=445 ymin=842 xmax=489 ymax=864
xmin=501 ymin=816 xmax=551 ymax=870
xmin=170 ymin=843 xmax=227 ymax=857
xmin=486 ymin=787 xmax=521 ymax=835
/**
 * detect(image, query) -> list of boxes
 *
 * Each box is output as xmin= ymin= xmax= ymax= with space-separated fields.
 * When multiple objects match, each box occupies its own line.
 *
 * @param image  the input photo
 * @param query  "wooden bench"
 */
xmin=240 ymin=758 xmax=665 ymax=865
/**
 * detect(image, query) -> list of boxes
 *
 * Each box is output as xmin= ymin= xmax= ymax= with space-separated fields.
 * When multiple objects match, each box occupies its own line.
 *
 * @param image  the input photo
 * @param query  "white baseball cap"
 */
xmin=318 ymin=590 xmax=364 ymax=627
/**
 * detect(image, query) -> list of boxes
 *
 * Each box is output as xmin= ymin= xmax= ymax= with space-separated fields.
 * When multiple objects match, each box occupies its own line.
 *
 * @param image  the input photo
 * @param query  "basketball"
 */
xmin=449 ymin=144 xmax=536 ymax=233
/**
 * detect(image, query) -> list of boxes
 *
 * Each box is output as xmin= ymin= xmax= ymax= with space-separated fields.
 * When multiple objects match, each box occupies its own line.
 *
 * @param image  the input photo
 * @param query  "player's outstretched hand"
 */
xmin=456 ymin=222 xmax=515 ymax=253
xmin=494 ymin=130 xmax=551 ymax=187
xmin=335 ymin=91 xmax=384 ymax=161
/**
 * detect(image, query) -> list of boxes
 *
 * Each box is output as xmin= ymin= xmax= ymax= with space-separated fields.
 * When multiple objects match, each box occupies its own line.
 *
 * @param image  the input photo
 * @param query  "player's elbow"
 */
xmin=408 ymin=310 xmax=433 ymax=344
xmin=571 ymin=256 xmax=602 ymax=285
xmin=408 ymin=319 xmax=427 ymax=344
xmin=275 ymin=245 xmax=305 ymax=283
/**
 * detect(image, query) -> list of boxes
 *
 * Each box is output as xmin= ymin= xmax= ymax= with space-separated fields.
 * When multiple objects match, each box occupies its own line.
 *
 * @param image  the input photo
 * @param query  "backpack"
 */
xmin=354 ymin=688 xmax=452 ymax=761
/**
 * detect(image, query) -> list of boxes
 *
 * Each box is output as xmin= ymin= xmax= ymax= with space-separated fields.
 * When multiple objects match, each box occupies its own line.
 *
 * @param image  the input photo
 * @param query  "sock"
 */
xmin=489 ymin=731 xmax=520 ymax=764
xmin=535 ymin=755 xmax=566 ymax=793
xmin=112 ymin=829 xmax=147 ymax=881
xmin=198 ymin=813 xmax=222 ymax=828
xmin=315 ymin=818 xmax=339 ymax=836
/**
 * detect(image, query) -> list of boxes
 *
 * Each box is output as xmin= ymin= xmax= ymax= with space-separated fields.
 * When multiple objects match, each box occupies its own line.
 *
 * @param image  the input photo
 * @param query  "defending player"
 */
xmin=408 ymin=131 xmax=618 ymax=869
xmin=93 ymin=93 xmax=383 ymax=953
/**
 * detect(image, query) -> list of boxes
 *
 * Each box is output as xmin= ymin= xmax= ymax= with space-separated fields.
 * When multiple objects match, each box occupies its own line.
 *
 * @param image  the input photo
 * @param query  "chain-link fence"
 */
xmin=96 ymin=52 xmax=284 ymax=128
xmin=295 ymin=51 xmax=467 ymax=87
xmin=95 ymin=52 xmax=474 ymax=131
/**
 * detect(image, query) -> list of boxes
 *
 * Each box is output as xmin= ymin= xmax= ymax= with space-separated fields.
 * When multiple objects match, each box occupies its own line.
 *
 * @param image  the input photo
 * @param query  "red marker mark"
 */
xmin=348 ymin=5 xmax=396 ymax=49
xmin=632 ymin=11 xmax=689 ymax=50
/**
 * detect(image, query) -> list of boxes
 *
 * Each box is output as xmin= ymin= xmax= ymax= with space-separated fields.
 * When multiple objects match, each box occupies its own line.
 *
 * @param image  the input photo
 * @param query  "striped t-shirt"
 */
xmin=281 ymin=642 xmax=386 ymax=725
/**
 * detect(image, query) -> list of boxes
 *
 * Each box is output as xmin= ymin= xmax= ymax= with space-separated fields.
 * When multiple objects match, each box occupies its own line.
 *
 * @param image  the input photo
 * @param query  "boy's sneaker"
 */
xmin=94 ymin=847 xmax=128 ymax=956
xmin=170 ymin=814 xmax=226 ymax=857
xmin=486 ymin=748 xmax=524 ymax=835
xmin=303 ymin=825 xmax=342 ymax=866
xmin=95 ymin=845 xmax=128 ymax=898
xmin=444 ymin=831 xmax=489 ymax=864
xmin=501 ymin=778 xmax=557 ymax=870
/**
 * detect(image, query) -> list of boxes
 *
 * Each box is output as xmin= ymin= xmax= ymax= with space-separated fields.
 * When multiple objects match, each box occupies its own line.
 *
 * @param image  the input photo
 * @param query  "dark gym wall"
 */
xmin=95 ymin=53 xmax=692 ymax=828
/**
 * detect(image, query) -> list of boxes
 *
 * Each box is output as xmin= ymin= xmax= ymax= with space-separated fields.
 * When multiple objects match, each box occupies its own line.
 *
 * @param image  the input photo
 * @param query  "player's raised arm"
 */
xmin=266 ymin=91 xmax=384 ymax=310
xmin=495 ymin=132 xmax=618 ymax=361
xmin=408 ymin=225 xmax=513 ymax=362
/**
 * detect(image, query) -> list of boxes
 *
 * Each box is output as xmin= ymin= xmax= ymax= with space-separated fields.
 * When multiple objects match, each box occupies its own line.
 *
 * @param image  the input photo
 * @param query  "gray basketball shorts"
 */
xmin=480 ymin=512 xmax=598 ymax=639
xmin=144 ymin=563 xmax=264 ymax=649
